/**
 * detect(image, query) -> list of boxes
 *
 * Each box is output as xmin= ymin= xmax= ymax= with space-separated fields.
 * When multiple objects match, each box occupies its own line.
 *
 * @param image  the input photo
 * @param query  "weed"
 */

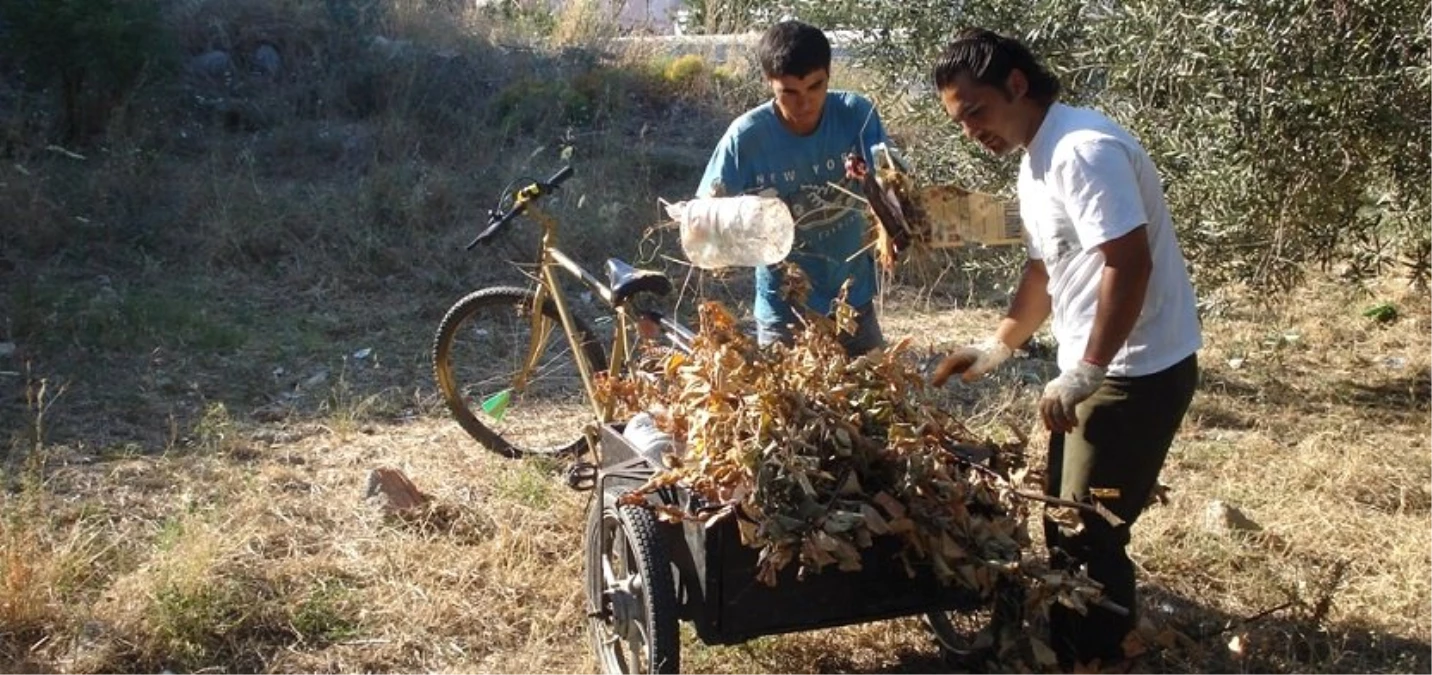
xmin=1362 ymin=301 xmax=1398 ymax=324
xmin=192 ymin=402 xmax=237 ymax=454
xmin=493 ymin=460 xmax=555 ymax=510
xmin=148 ymin=578 xmax=246 ymax=665
xmin=153 ymin=517 xmax=186 ymax=553
xmin=290 ymin=580 xmax=360 ymax=644
xmin=0 ymin=418 xmax=108 ymax=665
xmin=549 ymin=0 xmax=621 ymax=48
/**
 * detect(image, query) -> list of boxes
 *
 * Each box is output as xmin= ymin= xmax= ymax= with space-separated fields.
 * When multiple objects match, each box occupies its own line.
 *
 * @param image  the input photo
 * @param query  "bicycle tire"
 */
xmin=585 ymin=499 xmax=680 ymax=674
xmin=432 ymin=286 xmax=607 ymax=458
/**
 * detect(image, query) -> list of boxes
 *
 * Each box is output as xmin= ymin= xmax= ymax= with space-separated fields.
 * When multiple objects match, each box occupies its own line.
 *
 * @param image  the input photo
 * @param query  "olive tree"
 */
xmin=790 ymin=0 xmax=1430 ymax=290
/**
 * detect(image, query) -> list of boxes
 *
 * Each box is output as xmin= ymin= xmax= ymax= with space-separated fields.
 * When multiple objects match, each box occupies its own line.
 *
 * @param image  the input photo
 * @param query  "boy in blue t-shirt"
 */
xmin=696 ymin=20 xmax=890 ymax=355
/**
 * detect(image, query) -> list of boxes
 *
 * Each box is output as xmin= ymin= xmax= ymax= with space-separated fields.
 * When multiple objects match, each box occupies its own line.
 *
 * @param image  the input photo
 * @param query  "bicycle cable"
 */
xmin=493 ymin=175 xmax=539 ymax=217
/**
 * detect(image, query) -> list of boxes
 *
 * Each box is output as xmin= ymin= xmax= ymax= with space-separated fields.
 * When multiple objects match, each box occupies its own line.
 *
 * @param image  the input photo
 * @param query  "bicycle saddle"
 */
xmin=605 ymin=258 xmax=672 ymax=306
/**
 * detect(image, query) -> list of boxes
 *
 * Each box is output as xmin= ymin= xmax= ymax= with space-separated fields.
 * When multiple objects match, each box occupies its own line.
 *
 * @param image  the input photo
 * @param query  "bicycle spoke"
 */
xmin=435 ymin=287 xmax=603 ymax=455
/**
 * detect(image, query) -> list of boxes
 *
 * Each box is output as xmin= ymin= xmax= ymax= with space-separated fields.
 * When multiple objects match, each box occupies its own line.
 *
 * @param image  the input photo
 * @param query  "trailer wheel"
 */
xmin=585 ymin=499 xmax=680 ymax=674
xmin=926 ymin=580 xmax=1024 ymax=664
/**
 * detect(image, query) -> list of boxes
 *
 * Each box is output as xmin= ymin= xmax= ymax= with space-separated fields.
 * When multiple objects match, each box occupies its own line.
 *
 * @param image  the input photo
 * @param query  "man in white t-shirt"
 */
xmin=928 ymin=28 xmax=1202 ymax=670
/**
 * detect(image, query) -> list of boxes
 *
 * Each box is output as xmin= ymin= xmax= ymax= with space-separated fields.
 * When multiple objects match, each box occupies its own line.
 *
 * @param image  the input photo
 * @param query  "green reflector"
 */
xmin=480 ymin=389 xmax=511 ymax=421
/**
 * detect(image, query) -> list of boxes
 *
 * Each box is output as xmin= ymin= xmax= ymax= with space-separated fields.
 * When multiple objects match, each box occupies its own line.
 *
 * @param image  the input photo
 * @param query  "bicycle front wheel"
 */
xmin=433 ymin=286 xmax=607 ymax=457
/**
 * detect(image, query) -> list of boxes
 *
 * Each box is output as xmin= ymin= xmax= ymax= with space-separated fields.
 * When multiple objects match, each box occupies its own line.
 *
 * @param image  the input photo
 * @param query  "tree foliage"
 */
xmin=0 ymin=0 xmax=173 ymax=141
xmin=734 ymin=0 xmax=1430 ymax=290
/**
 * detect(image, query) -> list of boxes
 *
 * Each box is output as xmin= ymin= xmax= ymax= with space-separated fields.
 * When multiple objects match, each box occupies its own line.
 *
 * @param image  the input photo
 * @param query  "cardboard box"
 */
xmin=866 ymin=144 xmax=1023 ymax=249
xmin=915 ymin=184 xmax=1024 ymax=248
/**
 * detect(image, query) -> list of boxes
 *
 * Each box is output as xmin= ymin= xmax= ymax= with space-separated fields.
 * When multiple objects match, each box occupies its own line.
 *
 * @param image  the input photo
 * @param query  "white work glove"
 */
xmin=1039 ymin=361 xmax=1107 ymax=433
xmin=930 ymin=337 xmax=1013 ymax=387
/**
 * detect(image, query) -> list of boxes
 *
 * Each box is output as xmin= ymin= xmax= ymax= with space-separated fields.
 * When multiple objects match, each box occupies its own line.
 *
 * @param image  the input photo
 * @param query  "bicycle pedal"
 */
xmin=565 ymin=460 xmax=598 ymax=492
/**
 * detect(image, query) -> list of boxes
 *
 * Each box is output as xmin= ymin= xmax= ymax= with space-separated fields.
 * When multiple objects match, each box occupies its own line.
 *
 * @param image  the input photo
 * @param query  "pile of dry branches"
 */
xmin=598 ymin=291 xmax=1110 ymax=625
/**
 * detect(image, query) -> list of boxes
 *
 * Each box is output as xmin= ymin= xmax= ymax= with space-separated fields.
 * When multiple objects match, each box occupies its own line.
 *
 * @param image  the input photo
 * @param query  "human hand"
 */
xmin=1039 ymin=361 xmax=1106 ymax=433
xmin=930 ymin=338 xmax=1013 ymax=387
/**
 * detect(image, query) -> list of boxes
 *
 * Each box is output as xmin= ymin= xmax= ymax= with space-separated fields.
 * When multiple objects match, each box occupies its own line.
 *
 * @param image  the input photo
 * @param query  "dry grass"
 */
xmin=3 ymin=274 xmax=1425 ymax=674
xmin=1 ymin=1 xmax=1428 ymax=672
xmin=885 ymin=276 xmax=1432 ymax=673
xmin=1 ymin=416 xmax=595 ymax=673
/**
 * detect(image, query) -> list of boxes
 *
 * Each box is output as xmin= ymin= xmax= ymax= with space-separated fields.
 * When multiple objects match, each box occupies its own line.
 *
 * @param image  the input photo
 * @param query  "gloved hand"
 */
xmin=1039 ymin=360 xmax=1107 ymax=433
xmin=930 ymin=337 xmax=1013 ymax=387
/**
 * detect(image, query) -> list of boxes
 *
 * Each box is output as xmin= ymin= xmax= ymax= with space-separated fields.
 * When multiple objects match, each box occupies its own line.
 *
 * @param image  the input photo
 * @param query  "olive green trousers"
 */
xmin=1044 ymin=353 xmax=1199 ymax=666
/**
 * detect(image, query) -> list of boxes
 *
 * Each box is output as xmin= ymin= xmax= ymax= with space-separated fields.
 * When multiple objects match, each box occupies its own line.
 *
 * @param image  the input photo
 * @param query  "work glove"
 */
xmin=1039 ymin=361 xmax=1106 ymax=433
xmin=930 ymin=337 xmax=1013 ymax=387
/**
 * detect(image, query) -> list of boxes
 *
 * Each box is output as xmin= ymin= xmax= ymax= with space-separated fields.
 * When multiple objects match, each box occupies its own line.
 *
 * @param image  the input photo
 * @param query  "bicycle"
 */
xmin=431 ymin=156 xmax=899 ymax=460
xmin=431 ymin=164 xmax=694 ymax=460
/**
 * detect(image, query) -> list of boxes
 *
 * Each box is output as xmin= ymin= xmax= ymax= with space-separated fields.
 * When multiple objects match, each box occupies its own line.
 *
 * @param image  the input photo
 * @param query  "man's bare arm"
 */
xmin=930 ymin=258 xmax=1053 ymax=387
xmin=994 ymin=258 xmax=1053 ymax=350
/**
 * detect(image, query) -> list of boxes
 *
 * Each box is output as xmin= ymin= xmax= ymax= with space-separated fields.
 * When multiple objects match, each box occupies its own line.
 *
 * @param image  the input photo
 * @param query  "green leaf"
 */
xmin=1362 ymin=302 xmax=1398 ymax=323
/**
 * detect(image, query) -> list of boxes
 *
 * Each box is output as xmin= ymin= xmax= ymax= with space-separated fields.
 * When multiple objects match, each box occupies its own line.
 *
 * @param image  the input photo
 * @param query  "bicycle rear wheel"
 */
xmin=433 ymin=286 xmax=607 ymax=457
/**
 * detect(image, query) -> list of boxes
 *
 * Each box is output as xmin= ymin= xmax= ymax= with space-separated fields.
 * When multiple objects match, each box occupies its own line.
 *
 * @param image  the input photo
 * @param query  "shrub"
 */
xmin=491 ymin=77 xmax=594 ymax=132
xmin=481 ymin=0 xmax=558 ymax=38
xmin=663 ymin=53 xmax=708 ymax=86
xmin=0 ymin=0 xmax=175 ymax=141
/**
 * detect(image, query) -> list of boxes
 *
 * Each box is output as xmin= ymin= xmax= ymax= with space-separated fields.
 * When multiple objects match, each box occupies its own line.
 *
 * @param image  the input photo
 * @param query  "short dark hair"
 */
xmin=931 ymin=28 xmax=1061 ymax=105
xmin=758 ymin=20 xmax=831 ymax=79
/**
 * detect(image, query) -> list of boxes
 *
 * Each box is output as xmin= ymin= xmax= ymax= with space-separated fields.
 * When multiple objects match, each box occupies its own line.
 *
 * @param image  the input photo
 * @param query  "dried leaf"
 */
xmin=938 ymin=531 xmax=966 ymax=560
xmin=1046 ymin=505 xmax=1083 ymax=531
xmin=1092 ymin=500 xmax=1126 ymax=527
xmin=872 ymin=491 xmax=906 ymax=519
xmin=821 ymin=510 xmax=863 ymax=534
xmin=1120 ymin=627 xmax=1149 ymax=658
xmin=837 ymin=471 xmax=862 ymax=495
xmin=736 ymin=514 xmax=759 ymax=545
xmin=887 ymin=516 xmax=916 ymax=534
xmin=1029 ymin=637 xmax=1060 ymax=668
xmin=861 ymin=503 xmax=891 ymax=534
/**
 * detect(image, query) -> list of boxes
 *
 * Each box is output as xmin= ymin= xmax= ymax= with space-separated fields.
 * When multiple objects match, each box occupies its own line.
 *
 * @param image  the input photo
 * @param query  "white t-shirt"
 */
xmin=1018 ymin=103 xmax=1202 ymax=377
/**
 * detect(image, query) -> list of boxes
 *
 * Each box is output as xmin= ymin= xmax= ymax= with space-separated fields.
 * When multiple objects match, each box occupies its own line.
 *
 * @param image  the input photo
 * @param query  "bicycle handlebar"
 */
xmin=467 ymin=165 xmax=574 ymax=249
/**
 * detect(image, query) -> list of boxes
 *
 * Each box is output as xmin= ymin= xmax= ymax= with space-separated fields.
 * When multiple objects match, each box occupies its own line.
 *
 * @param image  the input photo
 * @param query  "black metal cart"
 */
xmin=583 ymin=424 xmax=1011 ymax=674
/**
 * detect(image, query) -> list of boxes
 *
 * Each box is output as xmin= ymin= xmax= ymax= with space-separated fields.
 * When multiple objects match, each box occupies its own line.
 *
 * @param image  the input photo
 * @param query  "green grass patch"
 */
xmin=147 ymin=576 xmax=261 ymax=669
xmin=290 ymin=580 xmax=360 ymax=644
xmin=8 ymin=278 xmax=248 ymax=353
xmin=494 ymin=460 xmax=557 ymax=510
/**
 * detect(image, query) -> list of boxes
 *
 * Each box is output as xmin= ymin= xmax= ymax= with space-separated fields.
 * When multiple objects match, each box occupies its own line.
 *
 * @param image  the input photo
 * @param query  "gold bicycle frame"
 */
xmin=504 ymin=188 xmax=633 ymax=428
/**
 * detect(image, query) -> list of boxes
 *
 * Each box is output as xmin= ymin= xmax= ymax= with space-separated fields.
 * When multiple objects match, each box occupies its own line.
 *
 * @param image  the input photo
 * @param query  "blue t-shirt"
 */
xmin=697 ymin=91 xmax=889 ymax=330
